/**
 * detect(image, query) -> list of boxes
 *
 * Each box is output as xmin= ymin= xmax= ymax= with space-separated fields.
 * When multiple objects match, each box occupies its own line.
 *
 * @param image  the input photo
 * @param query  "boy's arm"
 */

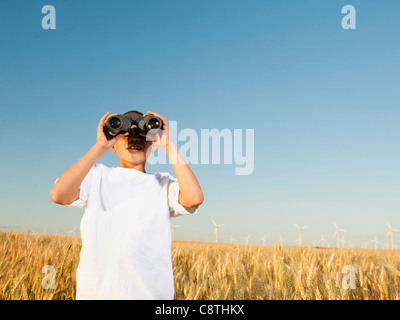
xmin=49 ymin=112 xmax=128 ymax=205
xmin=167 ymin=143 xmax=204 ymax=208
xmin=145 ymin=112 xmax=204 ymax=208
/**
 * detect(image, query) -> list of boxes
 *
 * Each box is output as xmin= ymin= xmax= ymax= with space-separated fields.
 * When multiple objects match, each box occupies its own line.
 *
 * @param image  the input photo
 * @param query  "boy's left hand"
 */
xmin=140 ymin=112 xmax=172 ymax=153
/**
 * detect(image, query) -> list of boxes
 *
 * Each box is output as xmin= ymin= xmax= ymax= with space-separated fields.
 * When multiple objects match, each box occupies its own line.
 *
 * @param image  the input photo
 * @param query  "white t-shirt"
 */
xmin=60 ymin=163 xmax=198 ymax=300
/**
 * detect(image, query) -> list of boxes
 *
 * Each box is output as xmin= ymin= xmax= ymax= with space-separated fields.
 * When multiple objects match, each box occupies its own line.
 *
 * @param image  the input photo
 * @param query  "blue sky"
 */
xmin=0 ymin=0 xmax=399 ymax=248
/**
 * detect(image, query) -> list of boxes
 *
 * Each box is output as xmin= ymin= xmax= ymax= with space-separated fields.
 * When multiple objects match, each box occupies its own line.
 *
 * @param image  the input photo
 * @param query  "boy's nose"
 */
xmin=128 ymin=125 xmax=140 ymax=136
xmin=127 ymin=126 xmax=144 ymax=141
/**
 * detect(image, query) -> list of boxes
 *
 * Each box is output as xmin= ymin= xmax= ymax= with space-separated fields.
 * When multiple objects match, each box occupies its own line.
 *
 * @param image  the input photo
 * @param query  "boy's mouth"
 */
xmin=127 ymin=144 xmax=144 ymax=152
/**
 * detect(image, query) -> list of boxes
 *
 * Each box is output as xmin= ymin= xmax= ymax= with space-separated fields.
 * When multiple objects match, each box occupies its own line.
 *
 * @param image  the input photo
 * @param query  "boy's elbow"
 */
xmin=49 ymin=189 xmax=58 ymax=203
xmin=49 ymin=190 xmax=63 ymax=205
xmin=196 ymin=194 xmax=204 ymax=206
xmin=181 ymin=194 xmax=204 ymax=208
xmin=49 ymin=189 xmax=74 ymax=206
xmin=193 ymin=192 xmax=204 ymax=207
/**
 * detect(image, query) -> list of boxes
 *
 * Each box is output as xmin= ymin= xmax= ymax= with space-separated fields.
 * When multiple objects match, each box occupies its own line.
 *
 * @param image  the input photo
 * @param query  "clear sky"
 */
xmin=1 ymin=0 xmax=399 ymax=248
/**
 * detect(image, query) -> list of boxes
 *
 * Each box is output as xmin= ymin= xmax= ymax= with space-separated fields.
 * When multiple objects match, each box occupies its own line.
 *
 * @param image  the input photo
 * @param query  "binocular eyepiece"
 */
xmin=106 ymin=112 xmax=163 ymax=135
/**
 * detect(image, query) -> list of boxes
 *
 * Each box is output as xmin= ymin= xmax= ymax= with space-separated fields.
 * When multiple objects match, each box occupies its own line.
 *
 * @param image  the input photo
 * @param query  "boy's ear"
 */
xmin=111 ymin=145 xmax=116 ymax=153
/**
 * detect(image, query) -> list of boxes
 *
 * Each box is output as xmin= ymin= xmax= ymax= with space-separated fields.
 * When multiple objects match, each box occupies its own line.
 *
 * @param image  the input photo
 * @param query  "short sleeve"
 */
xmin=54 ymin=166 xmax=95 ymax=208
xmin=167 ymin=179 xmax=198 ymax=218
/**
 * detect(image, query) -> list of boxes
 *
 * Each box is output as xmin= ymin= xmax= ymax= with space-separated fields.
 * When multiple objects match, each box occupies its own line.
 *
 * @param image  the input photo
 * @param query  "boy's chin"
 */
xmin=128 ymin=157 xmax=147 ymax=164
xmin=122 ymin=154 xmax=149 ymax=165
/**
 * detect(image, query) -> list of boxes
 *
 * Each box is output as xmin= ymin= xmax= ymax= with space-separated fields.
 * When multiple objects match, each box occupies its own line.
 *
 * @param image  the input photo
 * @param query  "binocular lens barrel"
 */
xmin=108 ymin=117 xmax=122 ymax=129
xmin=146 ymin=117 xmax=161 ymax=130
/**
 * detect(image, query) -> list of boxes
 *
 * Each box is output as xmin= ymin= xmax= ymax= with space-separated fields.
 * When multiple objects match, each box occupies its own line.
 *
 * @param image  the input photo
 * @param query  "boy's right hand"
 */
xmin=95 ymin=112 xmax=129 ymax=152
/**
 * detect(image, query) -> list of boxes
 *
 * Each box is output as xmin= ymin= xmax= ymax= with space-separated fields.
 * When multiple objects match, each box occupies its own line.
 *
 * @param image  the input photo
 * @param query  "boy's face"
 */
xmin=111 ymin=126 xmax=154 ymax=167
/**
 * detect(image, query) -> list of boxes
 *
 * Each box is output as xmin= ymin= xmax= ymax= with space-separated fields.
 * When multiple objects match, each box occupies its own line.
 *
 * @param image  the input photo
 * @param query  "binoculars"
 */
xmin=106 ymin=112 xmax=162 ymax=134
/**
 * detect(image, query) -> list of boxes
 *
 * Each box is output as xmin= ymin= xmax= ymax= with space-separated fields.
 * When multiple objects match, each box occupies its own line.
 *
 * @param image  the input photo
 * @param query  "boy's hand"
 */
xmin=141 ymin=111 xmax=172 ymax=153
xmin=95 ymin=112 xmax=129 ymax=152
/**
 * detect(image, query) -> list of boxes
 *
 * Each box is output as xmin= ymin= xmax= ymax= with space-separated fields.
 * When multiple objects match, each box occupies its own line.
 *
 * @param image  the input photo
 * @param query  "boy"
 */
xmin=49 ymin=110 xmax=204 ymax=300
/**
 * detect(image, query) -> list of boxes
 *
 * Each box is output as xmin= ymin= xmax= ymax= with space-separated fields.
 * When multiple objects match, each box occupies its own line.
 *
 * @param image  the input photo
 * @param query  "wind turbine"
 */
xmin=260 ymin=235 xmax=267 ymax=246
xmin=318 ymin=234 xmax=328 ymax=247
xmin=228 ymin=235 xmax=234 ymax=244
xmin=212 ymin=220 xmax=224 ymax=243
xmin=244 ymin=235 xmax=250 ymax=245
xmin=371 ymin=235 xmax=379 ymax=250
xmin=278 ymin=235 xmax=285 ymax=246
xmin=333 ymin=223 xmax=346 ymax=248
xmin=171 ymin=222 xmax=181 ymax=241
xmin=340 ymin=235 xmax=346 ymax=248
xmin=386 ymin=222 xmax=400 ymax=250
xmin=295 ymin=225 xmax=308 ymax=247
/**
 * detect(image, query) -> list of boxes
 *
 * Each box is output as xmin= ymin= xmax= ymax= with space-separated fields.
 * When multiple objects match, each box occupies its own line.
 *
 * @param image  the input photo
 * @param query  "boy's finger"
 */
xmin=146 ymin=111 xmax=162 ymax=118
xmin=145 ymin=132 xmax=156 ymax=142
xmin=99 ymin=112 xmax=110 ymax=127
xmin=147 ymin=111 xmax=168 ymax=127
xmin=147 ymin=111 xmax=162 ymax=118
xmin=110 ymin=133 xmax=126 ymax=143
xmin=115 ymin=131 xmax=129 ymax=139
xmin=151 ymin=133 xmax=159 ymax=143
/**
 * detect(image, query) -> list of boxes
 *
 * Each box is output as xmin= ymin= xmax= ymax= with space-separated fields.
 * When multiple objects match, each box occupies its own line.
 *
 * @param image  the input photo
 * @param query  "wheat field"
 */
xmin=1 ymin=230 xmax=400 ymax=300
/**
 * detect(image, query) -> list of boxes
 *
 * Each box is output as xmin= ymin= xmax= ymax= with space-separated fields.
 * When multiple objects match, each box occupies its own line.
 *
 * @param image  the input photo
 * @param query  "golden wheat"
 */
xmin=1 ymin=231 xmax=400 ymax=300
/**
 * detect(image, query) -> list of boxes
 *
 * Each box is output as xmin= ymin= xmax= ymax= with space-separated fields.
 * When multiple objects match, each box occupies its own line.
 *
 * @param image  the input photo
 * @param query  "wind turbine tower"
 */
xmin=386 ymin=222 xmax=400 ymax=250
xmin=371 ymin=235 xmax=379 ymax=250
xmin=171 ymin=223 xmax=180 ymax=241
xmin=318 ymin=234 xmax=328 ymax=247
xmin=212 ymin=220 xmax=224 ymax=243
xmin=333 ymin=223 xmax=346 ymax=248
xmin=295 ymin=225 xmax=308 ymax=247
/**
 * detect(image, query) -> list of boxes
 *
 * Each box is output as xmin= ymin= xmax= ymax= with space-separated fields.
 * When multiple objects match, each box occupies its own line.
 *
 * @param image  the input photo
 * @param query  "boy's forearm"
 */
xmin=167 ymin=143 xmax=204 ymax=208
xmin=49 ymin=144 xmax=106 ymax=205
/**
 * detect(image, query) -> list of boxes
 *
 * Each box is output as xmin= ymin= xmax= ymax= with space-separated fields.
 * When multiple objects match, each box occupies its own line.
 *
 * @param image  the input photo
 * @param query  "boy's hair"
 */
xmin=123 ymin=110 xmax=143 ymax=117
